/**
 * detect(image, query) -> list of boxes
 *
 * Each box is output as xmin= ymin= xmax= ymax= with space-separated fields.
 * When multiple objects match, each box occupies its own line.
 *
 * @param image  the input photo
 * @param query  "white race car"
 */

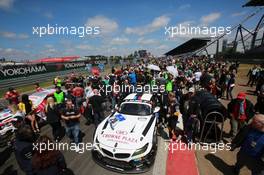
xmin=0 ymin=109 xmax=18 ymax=147
xmin=92 ymin=93 xmax=160 ymax=173
xmin=0 ymin=89 xmax=55 ymax=147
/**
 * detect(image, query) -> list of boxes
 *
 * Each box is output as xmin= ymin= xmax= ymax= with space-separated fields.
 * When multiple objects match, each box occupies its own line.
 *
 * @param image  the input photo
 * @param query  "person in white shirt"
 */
xmin=85 ymin=82 xmax=94 ymax=99
xmin=194 ymin=71 xmax=202 ymax=82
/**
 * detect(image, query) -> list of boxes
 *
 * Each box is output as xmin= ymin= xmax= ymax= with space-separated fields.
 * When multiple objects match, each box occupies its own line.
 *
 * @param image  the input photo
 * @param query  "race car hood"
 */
xmin=29 ymin=89 xmax=55 ymax=112
xmin=0 ymin=109 xmax=12 ymax=121
xmin=29 ymin=89 xmax=55 ymax=107
xmin=96 ymin=112 xmax=155 ymax=150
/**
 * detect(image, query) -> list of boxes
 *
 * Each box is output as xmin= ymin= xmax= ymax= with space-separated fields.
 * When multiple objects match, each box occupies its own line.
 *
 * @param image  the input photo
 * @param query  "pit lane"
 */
xmin=0 ymin=64 xmax=257 ymax=175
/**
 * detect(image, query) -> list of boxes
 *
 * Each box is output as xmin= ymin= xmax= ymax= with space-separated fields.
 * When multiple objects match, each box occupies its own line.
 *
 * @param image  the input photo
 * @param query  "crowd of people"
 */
xmin=1 ymin=57 xmax=264 ymax=175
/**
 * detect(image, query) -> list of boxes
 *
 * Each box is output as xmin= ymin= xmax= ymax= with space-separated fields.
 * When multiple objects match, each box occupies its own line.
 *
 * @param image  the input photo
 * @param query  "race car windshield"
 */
xmin=120 ymin=103 xmax=151 ymax=116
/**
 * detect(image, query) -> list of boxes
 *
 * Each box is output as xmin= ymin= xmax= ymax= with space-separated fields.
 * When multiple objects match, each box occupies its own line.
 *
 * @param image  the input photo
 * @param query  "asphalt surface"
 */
xmin=0 ymin=65 xmax=170 ymax=175
xmin=0 ymin=110 xmax=168 ymax=175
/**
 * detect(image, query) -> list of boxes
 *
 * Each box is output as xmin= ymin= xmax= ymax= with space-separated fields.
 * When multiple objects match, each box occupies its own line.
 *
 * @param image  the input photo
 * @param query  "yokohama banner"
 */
xmin=0 ymin=61 xmax=103 ymax=80
xmin=0 ymin=64 xmax=48 ymax=80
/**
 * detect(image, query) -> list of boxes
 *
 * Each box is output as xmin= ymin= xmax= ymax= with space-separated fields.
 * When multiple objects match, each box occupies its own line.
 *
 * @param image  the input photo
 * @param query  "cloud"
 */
xmin=40 ymin=48 xmax=58 ymax=55
xmin=75 ymin=44 xmax=93 ymax=50
xmin=64 ymin=48 xmax=75 ymax=54
xmin=231 ymin=11 xmax=246 ymax=17
xmin=178 ymin=4 xmax=191 ymax=10
xmin=0 ymin=31 xmax=16 ymax=38
xmin=44 ymin=44 xmax=53 ymax=48
xmin=86 ymin=15 xmax=118 ymax=34
xmin=0 ymin=31 xmax=29 ymax=39
xmin=149 ymin=44 xmax=170 ymax=56
xmin=0 ymin=47 xmax=30 ymax=60
xmin=137 ymin=37 xmax=159 ymax=45
xmin=0 ymin=0 xmax=15 ymax=10
xmin=43 ymin=12 xmax=53 ymax=19
xmin=18 ymin=34 xmax=29 ymax=39
xmin=178 ymin=20 xmax=195 ymax=27
xmin=157 ymin=44 xmax=169 ymax=50
xmin=110 ymin=37 xmax=130 ymax=45
xmin=200 ymin=12 xmax=221 ymax=24
xmin=125 ymin=15 xmax=170 ymax=35
xmin=59 ymin=39 xmax=72 ymax=48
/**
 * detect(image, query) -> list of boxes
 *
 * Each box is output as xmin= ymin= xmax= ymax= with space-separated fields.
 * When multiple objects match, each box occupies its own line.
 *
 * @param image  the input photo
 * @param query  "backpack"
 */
xmin=241 ymin=129 xmax=264 ymax=159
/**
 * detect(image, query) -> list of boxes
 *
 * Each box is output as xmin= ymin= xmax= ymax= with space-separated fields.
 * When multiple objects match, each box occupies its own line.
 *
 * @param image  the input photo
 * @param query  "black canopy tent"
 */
xmin=243 ymin=0 xmax=264 ymax=7
xmin=165 ymin=38 xmax=211 ymax=56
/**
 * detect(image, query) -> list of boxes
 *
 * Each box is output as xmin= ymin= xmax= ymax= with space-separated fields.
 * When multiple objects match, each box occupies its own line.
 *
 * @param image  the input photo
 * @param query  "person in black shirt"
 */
xmin=255 ymin=85 xmax=264 ymax=114
xmin=32 ymin=136 xmax=67 ymax=175
xmin=14 ymin=125 xmax=36 ymax=175
xmin=61 ymin=98 xmax=81 ymax=148
xmin=227 ymin=73 xmax=235 ymax=100
xmin=89 ymin=89 xmax=106 ymax=127
xmin=45 ymin=97 xmax=62 ymax=141
xmin=219 ymin=70 xmax=227 ymax=98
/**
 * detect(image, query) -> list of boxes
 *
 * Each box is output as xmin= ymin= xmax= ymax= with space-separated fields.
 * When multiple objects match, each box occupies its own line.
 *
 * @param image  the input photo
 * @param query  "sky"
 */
xmin=0 ymin=0 xmax=263 ymax=60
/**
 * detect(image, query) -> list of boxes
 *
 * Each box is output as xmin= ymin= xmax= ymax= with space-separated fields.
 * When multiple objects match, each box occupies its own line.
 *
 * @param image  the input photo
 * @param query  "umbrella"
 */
xmin=91 ymin=67 xmax=100 ymax=76
xmin=147 ymin=64 xmax=161 ymax=71
xmin=166 ymin=66 xmax=178 ymax=78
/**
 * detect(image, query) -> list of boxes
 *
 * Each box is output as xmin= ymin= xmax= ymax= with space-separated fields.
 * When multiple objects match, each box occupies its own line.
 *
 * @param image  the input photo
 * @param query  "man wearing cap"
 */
xmin=179 ymin=87 xmax=195 ymax=122
xmin=228 ymin=92 xmax=254 ymax=138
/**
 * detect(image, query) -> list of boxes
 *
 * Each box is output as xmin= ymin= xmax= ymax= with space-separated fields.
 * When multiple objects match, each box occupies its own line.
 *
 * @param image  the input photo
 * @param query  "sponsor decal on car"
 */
xmin=108 ymin=114 xmax=126 ymax=130
xmin=102 ymin=133 xmax=138 ymax=144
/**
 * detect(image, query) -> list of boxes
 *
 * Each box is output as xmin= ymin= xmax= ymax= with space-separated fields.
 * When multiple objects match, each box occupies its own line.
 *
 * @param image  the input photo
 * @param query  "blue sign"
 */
xmin=98 ymin=63 xmax=104 ymax=71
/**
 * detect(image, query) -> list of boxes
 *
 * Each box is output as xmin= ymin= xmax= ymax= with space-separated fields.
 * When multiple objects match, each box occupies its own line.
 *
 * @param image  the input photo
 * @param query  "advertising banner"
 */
xmin=0 ymin=60 xmax=106 ymax=80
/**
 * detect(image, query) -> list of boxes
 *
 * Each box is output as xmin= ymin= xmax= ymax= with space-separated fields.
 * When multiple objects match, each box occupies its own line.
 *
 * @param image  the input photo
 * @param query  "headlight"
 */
xmin=94 ymin=137 xmax=101 ymax=150
xmin=132 ymin=143 xmax=149 ymax=157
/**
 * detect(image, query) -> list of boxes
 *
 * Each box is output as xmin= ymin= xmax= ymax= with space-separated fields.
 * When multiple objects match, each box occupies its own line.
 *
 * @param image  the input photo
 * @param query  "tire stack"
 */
xmin=193 ymin=90 xmax=227 ymax=142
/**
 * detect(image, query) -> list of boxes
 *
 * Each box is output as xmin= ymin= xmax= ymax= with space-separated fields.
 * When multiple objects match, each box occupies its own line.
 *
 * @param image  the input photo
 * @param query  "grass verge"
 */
xmin=0 ymin=81 xmax=53 ymax=97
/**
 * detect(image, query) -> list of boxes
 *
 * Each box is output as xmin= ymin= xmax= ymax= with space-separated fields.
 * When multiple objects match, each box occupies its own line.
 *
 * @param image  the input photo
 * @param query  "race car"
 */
xmin=0 ymin=89 xmax=55 ymax=147
xmin=0 ymin=108 xmax=18 ymax=147
xmin=92 ymin=93 xmax=160 ymax=173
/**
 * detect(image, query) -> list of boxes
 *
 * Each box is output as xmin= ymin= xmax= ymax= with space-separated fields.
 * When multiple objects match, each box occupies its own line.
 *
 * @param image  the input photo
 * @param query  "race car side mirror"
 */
xmin=153 ymin=107 xmax=160 ymax=113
